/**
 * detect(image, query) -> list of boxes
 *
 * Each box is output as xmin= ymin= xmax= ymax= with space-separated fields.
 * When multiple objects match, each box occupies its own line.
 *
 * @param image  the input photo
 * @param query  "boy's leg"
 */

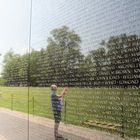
xmin=54 ymin=122 xmax=59 ymax=138
xmin=54 ymin=111 xmax=61 ymax=138
xmin=54 ymin=111 xmax=62 ymax=138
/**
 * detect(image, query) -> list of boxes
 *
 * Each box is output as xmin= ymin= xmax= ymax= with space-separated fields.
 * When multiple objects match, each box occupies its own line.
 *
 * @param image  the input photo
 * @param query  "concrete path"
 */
xmin=0 ymin=108 xmax=137 ymax=140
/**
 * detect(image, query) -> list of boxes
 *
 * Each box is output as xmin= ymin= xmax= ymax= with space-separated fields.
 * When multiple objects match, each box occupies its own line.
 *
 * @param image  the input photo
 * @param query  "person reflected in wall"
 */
xmin=51 ymin=85 xmax=68 ymax=140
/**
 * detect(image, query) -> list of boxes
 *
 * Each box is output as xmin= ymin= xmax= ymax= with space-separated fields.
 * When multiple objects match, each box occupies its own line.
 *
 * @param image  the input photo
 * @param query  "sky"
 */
xmin=0 ymin=0 xmax=140 ymax=74
xmin=31 ymin=0 xmax=140 ymax=51
xmin=0 ymin=0 xmax=31 ymax=73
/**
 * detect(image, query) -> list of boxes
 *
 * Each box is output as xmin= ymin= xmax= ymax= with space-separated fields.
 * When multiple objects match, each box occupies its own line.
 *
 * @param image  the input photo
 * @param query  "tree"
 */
xmin=29 ymin=49 xmax=41 ymax=86
xmin=46 ymin=26 xmax=83 ymax=86
xmin=0 ymin=77 xmax=6 ymax=86
xmin=3 ymin=48 xmax=14 ymax=64
xmin=106 ymin=34 xmax=140 ymax=87
xmin=36 ymin=48 xmax=48 ymax=86
xmin=2 ymin=50 xmax=21 ymax=86
xmin=85 ymin=47 xmax=106 ymax=86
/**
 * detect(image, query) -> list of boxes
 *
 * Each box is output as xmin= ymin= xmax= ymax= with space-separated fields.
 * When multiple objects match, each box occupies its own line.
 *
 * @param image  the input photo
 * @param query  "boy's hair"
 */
xmin=51 ymin=84 xmax=57 ymax=91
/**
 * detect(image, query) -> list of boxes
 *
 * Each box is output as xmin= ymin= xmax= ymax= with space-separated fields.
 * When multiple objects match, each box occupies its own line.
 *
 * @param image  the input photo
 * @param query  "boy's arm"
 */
xmin=58 ymin=87 xmax=68 ymax=98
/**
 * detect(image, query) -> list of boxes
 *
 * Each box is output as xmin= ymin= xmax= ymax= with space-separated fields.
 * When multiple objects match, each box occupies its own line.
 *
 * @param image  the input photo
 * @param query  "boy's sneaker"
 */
xmin=56 ymin=134 xmax=63 ymax=138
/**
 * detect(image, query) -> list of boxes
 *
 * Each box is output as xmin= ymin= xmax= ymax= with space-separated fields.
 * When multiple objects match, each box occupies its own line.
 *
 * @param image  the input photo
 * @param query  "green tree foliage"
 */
xmin=85 ymin=34 xmax=140 ymax=87
xmin=29 ymin=49 xmax=41 ymax=86
xmin=1 ymin=28 xmax=140 ymax=87
xmin=46 ymin=26 xmax=84 ymax=86
xmin=2 ymin=50 xmax=21 ymax=86
xmin=0 ymin=77 xmax=6 ymax=86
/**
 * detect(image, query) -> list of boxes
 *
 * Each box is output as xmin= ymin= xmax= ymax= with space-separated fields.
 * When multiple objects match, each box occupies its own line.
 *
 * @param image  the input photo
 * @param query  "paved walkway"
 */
xmin=0 ymin=108 xmax=137 ymax=140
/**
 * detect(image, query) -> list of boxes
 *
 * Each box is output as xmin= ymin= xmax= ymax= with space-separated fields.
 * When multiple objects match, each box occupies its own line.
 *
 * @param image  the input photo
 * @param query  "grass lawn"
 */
xmin=0 ymin=87 xmax=95 ymax=123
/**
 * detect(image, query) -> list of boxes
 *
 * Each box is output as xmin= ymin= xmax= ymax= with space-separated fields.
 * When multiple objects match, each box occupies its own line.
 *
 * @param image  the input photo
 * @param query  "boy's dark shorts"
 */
xmin=53 ymin=111 xmax=61 ymax=123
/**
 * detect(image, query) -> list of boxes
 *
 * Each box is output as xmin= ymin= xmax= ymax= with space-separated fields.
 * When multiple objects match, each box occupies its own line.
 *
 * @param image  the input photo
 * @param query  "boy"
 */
xmin=50 ymin=85 xmax=68 ymax=139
